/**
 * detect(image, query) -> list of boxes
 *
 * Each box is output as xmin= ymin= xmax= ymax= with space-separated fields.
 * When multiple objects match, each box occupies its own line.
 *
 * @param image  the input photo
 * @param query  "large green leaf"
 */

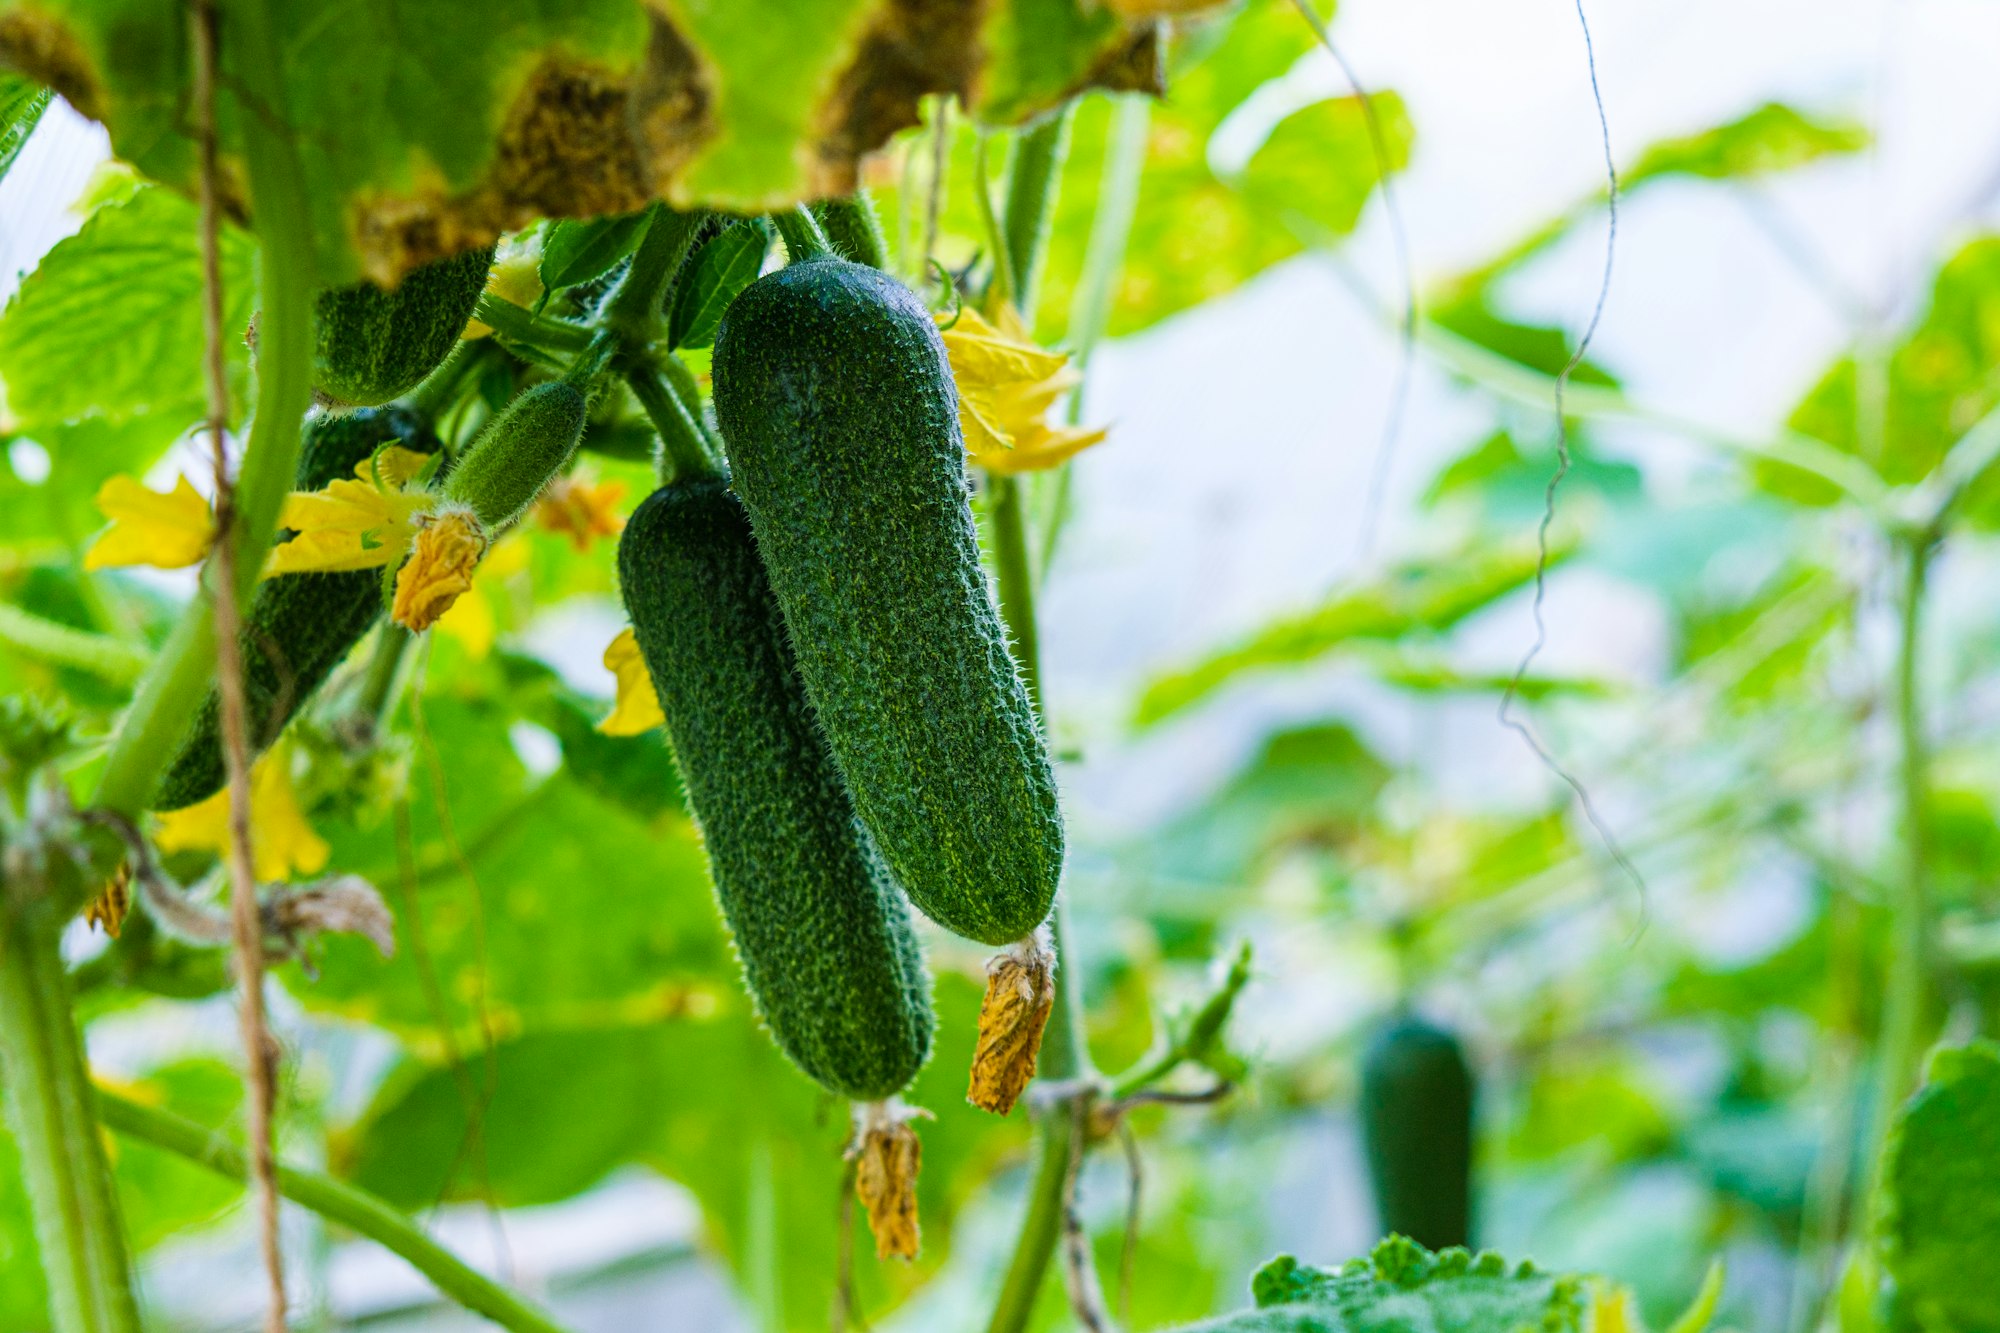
xmin=341 ymin=973 xmax=1014 ymax=1331
xmin=1883 ymin=1041 xmax=2000 ymax=1331
xmin=1772 ymin=235 xmax=2000 ymax=509
xmin=0 ymin=72 xmax=47 ymax=184
xmin=1135 ymin=535 xmax=1569 ymax=725
xmin=1625 ymin=102 xmax=1868 ymax=189
xmin=0 ymin=184 xmax=256 ymax=430
xmin=0 ymin=0 xmax=1157 ymax=285
xmin=1170 ymin=1238 xmax=1587 ymax=1332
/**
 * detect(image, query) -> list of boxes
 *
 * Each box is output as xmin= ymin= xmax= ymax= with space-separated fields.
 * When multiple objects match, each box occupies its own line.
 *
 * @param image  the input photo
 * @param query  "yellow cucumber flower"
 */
xmin=597 ymin=628 xmax=665 ymax=736
xmin=391 ymin=508 xmax=487 ymax=631
xmin=154 ymin=746 xmax=329 ymax=883
xmin=534 ymin=475 xmax=627 ymax=551
xmin=84 ymin=474 xmax=215 ymax=570
xmin=936 ymin=304 xmax=1108 ymax=475
xmin=266 ymin=445 xmax=434 ymax=577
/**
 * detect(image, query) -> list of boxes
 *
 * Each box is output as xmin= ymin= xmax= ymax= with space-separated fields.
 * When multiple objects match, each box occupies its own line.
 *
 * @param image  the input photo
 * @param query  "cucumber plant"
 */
xmin=312 ymin=246 xmax=496 ymax=407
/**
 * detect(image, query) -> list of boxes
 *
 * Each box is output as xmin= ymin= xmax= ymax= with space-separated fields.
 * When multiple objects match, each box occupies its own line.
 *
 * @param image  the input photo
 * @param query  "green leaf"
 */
xmin=1626 ymin=102 xmax=1869 ymax=188
xmin=1883 ymin=1041 xmax=2000 ymax=1332
xmin=5 ymin=1 xmax=1155 ymax=285
xmin=1777 ymin=235 xmax=2000 ymax=515
xmin=668 ymin=218 xmax=772 ymax=351
xmin=0 ymin=184 xmax=257 ymax=430
xmin=0 ymin=73 xmax=48 ymax=184
xmin=1428 ymin=295 xmax=1620 ymax=388
xmin=1172 ymin=1237 xmax=1587 ymax=1332
xmin=1227 ymin=92 xmax=1413 ymax=242
xmin=1135 ymin=535 xmax=1570 ymax=726
xmin=342 ymin=974 xmax=1011 ymax=1331
xmin=539 ymin=211 xmax=649 ymax=293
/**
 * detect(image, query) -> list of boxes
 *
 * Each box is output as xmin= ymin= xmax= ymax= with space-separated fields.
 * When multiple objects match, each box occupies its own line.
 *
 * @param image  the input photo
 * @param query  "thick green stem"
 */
xmin=604 ymin=205 xmax=703 ymax=340
xmin=812 ymin=195 xmax=891 ymax=270
xmin=354 ymin=623 xmax=412 ymax=727
xmin=1067 ymin=97 xmax=1149 ymax=376
xmin=472 ymin=294 xmax=591 ymax=359
xmin=94 ymin=1090 xmax=572 ymax=1333
xmin=0 ymin=899 xmax=141 ymax=1333
xmin=91 ymin=6 xmax=318 ymax=818
xmin=770 ymin=206 xmax=834 ymax=263
xmin=1001 ymin=111 xmax=1073 ymax=320
xmin=0 ymin=604 xmax=149 ymax=686
xmin=984 ymin=1110 xmax=1077 ymax=1333
xmin=626 ymin=358 xmax=718 ymax=484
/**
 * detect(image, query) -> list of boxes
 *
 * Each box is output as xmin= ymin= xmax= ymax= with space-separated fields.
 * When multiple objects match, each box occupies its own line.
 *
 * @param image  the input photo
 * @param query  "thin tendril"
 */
xmin=1497 ymin=0 xmax=1649 ymax=938
xmin=1285 ymin=0 xmax=1417 ymax=564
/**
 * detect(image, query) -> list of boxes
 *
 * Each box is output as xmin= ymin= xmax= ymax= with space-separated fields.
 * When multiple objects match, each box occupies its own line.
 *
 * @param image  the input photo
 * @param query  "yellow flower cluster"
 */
xmin=936 ymin=304 xmax=1107 ymax=475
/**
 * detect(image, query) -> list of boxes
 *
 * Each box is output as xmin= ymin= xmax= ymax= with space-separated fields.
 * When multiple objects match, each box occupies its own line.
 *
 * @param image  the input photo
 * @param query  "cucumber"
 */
xmin=440 ymin=380 xmax=588 ymax=528
xmin=152 ymin=408 xmax=440 ymax=811
xmin=313 ymin=244 xmax=495 ymax=407
xmin=711 ymin=256 xmax=1062 ymax=949
xmin=1359 ymin=1015 xmax=1475 ymax=1250
xmin=616 ymin=478 xmax=933 ymax=1101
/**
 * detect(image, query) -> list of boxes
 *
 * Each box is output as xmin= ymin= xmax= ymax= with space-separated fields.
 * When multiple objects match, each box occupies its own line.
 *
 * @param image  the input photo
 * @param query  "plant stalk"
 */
xmin=604 ymin=205 xmax=703 ymax=340
xmin=984 ymin=107 xmax=1098 ymax=1333
xmin=770 ymin=206 xmax=834 ymax=263
xmin=94 ymin=1090 xmax=574 ymax=1333
xmin=1865 ymin=532 xmax=1935 ymax=1212
xmin=1002 ymin=110 xmax=1073 ymax=320
xmin=626 ymin=358 xmax=718 ymax=485
xmin=0 ymin=604 xmax=150 ymax=686
xmin=90 ymin=0 xmax=319 ymax=820
xmin=0 ymin=898 xmax=142 ymax=1333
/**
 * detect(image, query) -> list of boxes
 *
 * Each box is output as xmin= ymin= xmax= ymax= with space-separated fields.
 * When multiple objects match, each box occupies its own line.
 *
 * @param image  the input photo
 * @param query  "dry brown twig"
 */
xmin=190 ymin=1 xmax=285 ymax=1322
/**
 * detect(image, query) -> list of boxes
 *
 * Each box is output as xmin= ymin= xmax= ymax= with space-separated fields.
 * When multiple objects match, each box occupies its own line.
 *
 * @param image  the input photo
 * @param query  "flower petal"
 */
xmin=153 ymin=747 xmax=329 ymax=883
xmin=392 ymin=510 xmax=487 ymax=631
xmin=598 ymin=628 xmax=666 ymax=736
xmin=84 ymin=475 xmax=214 ymax=570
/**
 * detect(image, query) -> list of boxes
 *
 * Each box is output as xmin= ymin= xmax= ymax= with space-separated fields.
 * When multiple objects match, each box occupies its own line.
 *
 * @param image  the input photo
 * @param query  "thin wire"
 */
xmin=1285 ymin=0 xmax=1417 ymax=565
xmin=1496 ymin=0 xmax=1649 ymax=937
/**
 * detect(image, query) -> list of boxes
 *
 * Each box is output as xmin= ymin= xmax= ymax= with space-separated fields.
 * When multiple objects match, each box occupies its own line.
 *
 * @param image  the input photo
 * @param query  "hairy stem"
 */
xmin=604 ymin=205 xmax=702 ymax=341
xmin=354 ymin=624 xmax=412 ymax=729
xmin=1002 ymin=110 xmax=1073 ymax=320
xmin=814 ymin=194 xmax=891 ymax=269
xmin=771 ymin=205 xmax=834 ymax=263
xmin=626 ymin=358 xmax=718 ymax=485
xmin=94 ymin=1090 xmax=573 ymax=1333
xmin=0 ymin=897 xmax=142 ymax=1333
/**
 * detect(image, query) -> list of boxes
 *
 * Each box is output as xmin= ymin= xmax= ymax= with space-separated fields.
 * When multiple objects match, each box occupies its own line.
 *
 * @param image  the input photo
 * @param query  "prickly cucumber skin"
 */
xmin=618 ymin=480 xmax=933 ymax=1101
xmin=712 ymin=257 xmax=1063 ymax=947
xmin=152 ymin=409 xmax=441 ymax=812
xmin=312 ymin=245 xmax=495 ymax=407
xmin=1359 ymin=1016 xmax=1475 ymax=1251
xmin=442 ymin=381 xmax=588 ymax=529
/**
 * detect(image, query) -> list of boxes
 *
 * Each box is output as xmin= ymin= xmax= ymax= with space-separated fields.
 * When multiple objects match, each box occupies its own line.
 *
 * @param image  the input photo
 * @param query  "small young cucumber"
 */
xmin=711 ymin=256 xmax=1062 ymax=948
xmin=313 ymin=245 xmax=495 ymax=407
xmin=617 ymin=479 xmax=933 ymax=1101
xmin=1359 ymin=1014 xmax=1476 ymax=1250
xmin=441 ymin=380 xmax=588 ymax=528
xmin=152 ymin=408 xmax=440 ymax=811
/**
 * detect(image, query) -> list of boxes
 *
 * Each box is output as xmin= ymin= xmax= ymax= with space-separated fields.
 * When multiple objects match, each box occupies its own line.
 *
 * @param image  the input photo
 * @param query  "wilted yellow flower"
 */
xmin=84 ymin=862 xmax=132 ymax=937
xmin=84 ymin=474 xmax=215 ymax=570
xmin=266 ymin=447 xmax=434 ymax=577
xmin=597 ymin=628 xmax=665 ymax=736
xmin=154 ymin=747 xmax=330 ymax=883
xmin=463 ymin=236 xmax=543 ymax=338
xmin=433 ymin=536 xmax=528 ymax=659
xmin=535 ymin=476 xmax=627 ymax=552
xmin=392 ymin=509 xmax=487 ymax=631
xmin=937 ymin=305 xmax=1108 ymax=475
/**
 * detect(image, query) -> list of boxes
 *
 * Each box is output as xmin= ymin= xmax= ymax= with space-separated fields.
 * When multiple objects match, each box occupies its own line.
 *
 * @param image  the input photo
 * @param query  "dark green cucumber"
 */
xmin=618 ymin=479 xmax=933 ymax=1100
xmin=1359 ymin=1015 xmax=1475 ymax=1250
xmin=442 ymin=380 xmax=588 ymax=528
xmin=152 ymin=408 xmax=440 ymax=811
xmin=712 ymin=256 xmax=1062 ymax=947
xmin=313 ymin=245 xmax=495 ymax=406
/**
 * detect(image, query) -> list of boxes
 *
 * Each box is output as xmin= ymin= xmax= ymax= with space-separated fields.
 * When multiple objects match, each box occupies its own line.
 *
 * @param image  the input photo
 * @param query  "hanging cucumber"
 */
xmin=152 ymin=408 xmax=441 ymax=812
xmin=313 ymin=244 xmax=495 ymax=407
xmin=711 ymin=255 xmax=1062 ymax=949
xmin=1359 ymin=1014 xmax=1476 ymax=1251
xmin=617 ymin=476 xmax=933 ymax=1256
